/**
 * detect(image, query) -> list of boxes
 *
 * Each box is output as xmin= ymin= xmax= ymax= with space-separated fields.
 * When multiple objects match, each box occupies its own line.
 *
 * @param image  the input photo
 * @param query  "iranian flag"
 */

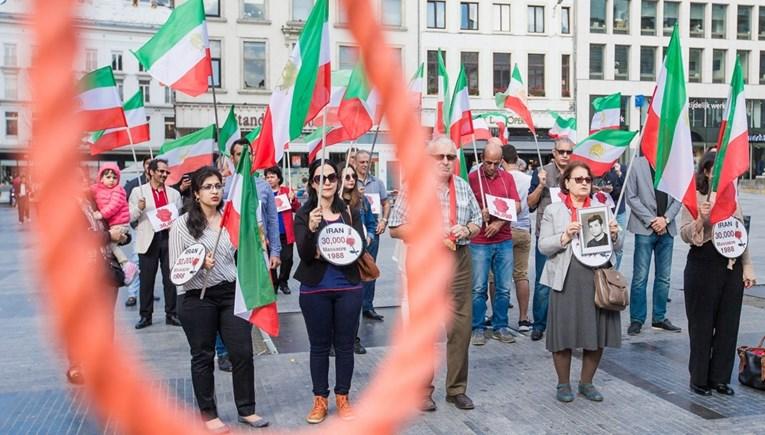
xmin=219 ymin=105 xmax=241 ymax=155
xmin=467 ymin=116 xmax=492 ymax=144
xmin=409 ymin=63 xmax=425 ymax=112
xmin=710 ymin=57 xmax=750 ymax=224
xmin=133 ymin=0 xmax=211 ymax=97
xmin=571 ymin=129 xmax=637 ymax=177
xmin=590 ymin=93 xmax=621 ymax=133
xmin=449 ymin=67 xmax=473 ymax=147
xmin=89 ymin=89 xmax=150 ymax=155
xmin=641 ymin=25 xmax=697 ymax=217
xmin=157 ymin=125 xmax=215 ymax=185
xmin=496 ymin=64 xmax=535 ymax=135
xmin=245 ymin=125 xmax=261 ymax=144
xmin=312 ymin=69 xmax=351 ymax=127
xmin=549 ymin=111 xmax=577 ymax=142
xmin=434 ymin=50 xmax=450 ymax=136
xmin=253 ymin=0 xmax=330 ymax=169
xmin=222 ymin=144 xmax=279 ymax=336
xmin=78 ymin=66 xmax=127 ymax=132
xmin=337 ymin=63 xmax=380 ymax=141
xmin=298 ymin=126 xmax=345 ymax=162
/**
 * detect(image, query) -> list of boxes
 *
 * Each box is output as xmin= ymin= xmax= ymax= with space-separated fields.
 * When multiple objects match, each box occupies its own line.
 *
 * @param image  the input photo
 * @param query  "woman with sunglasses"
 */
xmin=170 ymin=166 xmax=269 ymax=432
xmin=294 ymin=160 xmax=367 ymax=424
xmin=264 ymin=166 xmax=301 ymax=295
xmin=537 ymin=161 xmax=621 ymax=403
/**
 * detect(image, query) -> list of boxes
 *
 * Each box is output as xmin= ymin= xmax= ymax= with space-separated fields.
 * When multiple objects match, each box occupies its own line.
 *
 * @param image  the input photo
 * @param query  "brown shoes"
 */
xmin=306 ymin=396 xmax=328 ymax=424
xmin=335 ymin=394 xmax=354 ymax=420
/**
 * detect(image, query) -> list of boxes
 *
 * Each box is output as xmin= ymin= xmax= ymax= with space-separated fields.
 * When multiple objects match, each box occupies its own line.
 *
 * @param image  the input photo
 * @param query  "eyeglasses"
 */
xmin=344 ymin=174 xmax=356 ymax=181
xmin=312 ymin=173 xmax=338 ymax=184
xmin=431 ymin=153 xmax=457 ymax=162
xmin=156 ymin=169 xmax=171 ymax=175
xmin=483 ymin=160 xmax=502 ymax=167
xmin=555 ymin=149 xmax=573 ymax=156
xmin=200 ymin=183 xmax=223 ymax=192
xmin=571 ymin=176 xmax=593 ymax=185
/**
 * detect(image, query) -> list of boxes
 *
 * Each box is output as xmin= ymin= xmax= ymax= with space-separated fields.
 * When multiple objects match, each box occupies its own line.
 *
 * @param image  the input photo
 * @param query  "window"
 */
xmin=381 ymin=0 xmax=402 ymax=27
xmin=528 ymin=54 xmax=545 ymax=97
xmin=243 ymin=41 xmax=266 ymax=89
xmin=3 ymin=43 xmax=17 ymax=67
xmin=613 ymin=0 xmax=630 ymax=34
xmin=738 ymin=50 xmax=750 ymax=84
xmin=426 ymin=50 xmax=444 ymax=95
xmin=713 ymin=49 xmax=726 ymax=84
xmin=760 ymin=7 xmax=765 ymax=40
xmin=111 ymin=51 xmax=123 ymax=71
xmin=690 ymin=3 xmax=705 ymax=37
xmin=640 ymin=46 xmax=656 ymax=81
xmin=738 ymin=5 xmax=752 ymax=39
xmin=5 ymin=112 xmax=18 ymax=137
xmin=712 ymin=4 xmax=727 ymax=39
xmin=461 ymin=3 xmax=479 ymax=30
xmin=164 ymin=116 xmax=175 ymax=140
xmin=139 ymin=79 xmax=150 ymax=103
xmin=561 ymin=54 xmax=571 ymax=97
xmin=138 ymin=62 xmax=145 ymax=72
xmin=116 ymin=78 xmax=124 ymax=100
xmin=561 ymin=7 xmax=570 ymax=34
xmin=209 ymin=40 xmax=221 ymax=88
xmin=664 ymin=2 xmax=679 ymax=36
xmin=338 ymin=45 xmax=358 ymax=71
xmin=461 ymin=52 xmax=479 ymax=96
xmin=590 ymin=44 xmax=604 ymax=80
xmin=641 ymin=1 xmax=657 ymax=35
xmin=164 ymin=86 xmax=173 ymax=104
xmin=760 ymin=52 xmax=765 ymax=84
xmin=4 ymin=73 xmax=18 ymax=100
xmin=493 ymin=53 xmax=511 ymax=95
xmin=242 ymin=0 xmax=266 ymax=20
xmin=615 ymin=45 xmax=630 ymax=80
xmin=204 ymin=0 xmax=220 ymax=17
xmin=85 ymin=49 xmax=98 ymax=71
xmin=688 ymin=48 xmax=702 ymax=83
xmin=590 ymin=0 xmax=606 ymax=33
xmin=528 ymin=6 xmax=544 ymax=33
xmin=292 ymin=0 xmax=312 ymax=21
xmin=494 ymin=3 xmax=510 ymax=32
xmin=427 ymin=1 xmax=445 ymax=29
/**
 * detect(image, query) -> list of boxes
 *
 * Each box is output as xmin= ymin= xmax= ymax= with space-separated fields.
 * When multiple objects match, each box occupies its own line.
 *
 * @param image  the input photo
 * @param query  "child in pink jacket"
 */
xmin=90 ymin=163 xmax=137 ymax=285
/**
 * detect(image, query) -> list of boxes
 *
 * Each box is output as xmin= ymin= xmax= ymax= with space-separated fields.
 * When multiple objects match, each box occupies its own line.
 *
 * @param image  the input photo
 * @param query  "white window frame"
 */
xmin=241 ymin=0 xmax=268 ymax=21
xmin=494 ymin=3 xmax=511 ymax=33
xmin=209 ymin=38 xmax=223 ymax=89
xmin=5 ymin=111 xmax=19 ymax=137
xmin=111 ymin=51 xmax=123 ymax=72
xmin=381 ymin=0 xmax=403 ymax=28
xmin=528 ymin=5 xmax=545 ymax=34
xmin=4 ymin=43 xmax=17 ymax=68
xmin=139 ymin=79 xmax=151 ymax=103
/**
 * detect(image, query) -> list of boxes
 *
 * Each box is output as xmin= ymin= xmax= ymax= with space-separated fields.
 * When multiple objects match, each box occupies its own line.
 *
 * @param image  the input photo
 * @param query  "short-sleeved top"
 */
xmin=389 ymin=175 xmax=483 ymax=246
xmin=358 ymin=174 xmax=388 ymax=213
xmin=468 ymin=167 xmax=520 ymax=244
xmin=528 ymin=162 xmax=562 ymax=236
xmin=509 ymin=169 xmax=532 ymax=231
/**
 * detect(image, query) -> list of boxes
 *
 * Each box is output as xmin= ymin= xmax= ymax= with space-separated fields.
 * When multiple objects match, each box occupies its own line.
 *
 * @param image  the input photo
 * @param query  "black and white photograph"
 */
xmin=577 ymin=205 xmax=612 ymax=256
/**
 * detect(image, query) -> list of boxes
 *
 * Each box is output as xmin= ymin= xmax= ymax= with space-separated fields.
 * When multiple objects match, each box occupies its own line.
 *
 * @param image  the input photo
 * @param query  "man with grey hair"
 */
xmin=390 ymin=136 xmax=482 ymax=412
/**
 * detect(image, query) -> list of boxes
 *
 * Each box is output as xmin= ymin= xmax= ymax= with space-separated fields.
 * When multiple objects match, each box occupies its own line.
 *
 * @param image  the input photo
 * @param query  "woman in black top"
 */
xmin=294 ymin=160 xmax=366 ymax=424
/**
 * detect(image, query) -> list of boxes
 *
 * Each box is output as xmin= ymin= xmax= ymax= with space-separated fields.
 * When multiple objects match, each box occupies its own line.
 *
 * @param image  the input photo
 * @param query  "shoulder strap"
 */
xmin=346 ymin=206 xmax=353 ymax=225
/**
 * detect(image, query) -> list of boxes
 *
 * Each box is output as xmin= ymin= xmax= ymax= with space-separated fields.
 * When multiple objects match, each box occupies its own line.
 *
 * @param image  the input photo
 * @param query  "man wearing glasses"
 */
xmin=389 ymin=137 xmax=482 ymax=412
xmin=129 ymin=158 xmax=184 ymax=329
xmin=527 ymin=138 xmax=574 ymax=341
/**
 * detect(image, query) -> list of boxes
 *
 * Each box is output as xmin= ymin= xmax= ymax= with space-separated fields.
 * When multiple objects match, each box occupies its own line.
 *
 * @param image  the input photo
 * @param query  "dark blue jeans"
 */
xmin=629 ymin=232 xmax=674 ymax=324
xmin=362 ymin=237 xmax=379 ymax=311
xmin=532 ymin=242 xmax=551 ymax=332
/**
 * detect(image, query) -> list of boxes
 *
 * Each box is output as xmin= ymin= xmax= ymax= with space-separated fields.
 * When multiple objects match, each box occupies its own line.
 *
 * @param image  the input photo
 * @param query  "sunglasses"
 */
xmin=344 ymin=174 xmax=357 ymax=181
xmin=571 ymin=176 xmax=593 ymax=185
xmin=432 ymin=153 xmax=457 ymax=162
xmin=555 ymin=149 xmax=573 ymax=156
xmin=312 ymin=173 xmax=338 ymax=184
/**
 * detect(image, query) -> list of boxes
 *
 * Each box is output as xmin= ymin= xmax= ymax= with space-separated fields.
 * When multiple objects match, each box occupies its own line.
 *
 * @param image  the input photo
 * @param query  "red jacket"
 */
xmin=275 ymin=185 xmax=301 ymax=244
xmin=90 ymin=163 xmax=130 ymax=226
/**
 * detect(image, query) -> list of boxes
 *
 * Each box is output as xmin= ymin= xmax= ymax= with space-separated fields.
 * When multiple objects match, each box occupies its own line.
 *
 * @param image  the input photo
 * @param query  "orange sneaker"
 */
xmin=335 ymin=394 xmax=354 ymax=420
xmin=306 ymin=396 xmax=328 ymax=424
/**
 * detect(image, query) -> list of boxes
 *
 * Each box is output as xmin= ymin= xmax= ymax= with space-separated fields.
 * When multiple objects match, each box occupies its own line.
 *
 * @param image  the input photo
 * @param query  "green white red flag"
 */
xmin=548 ymin=111 xmax=577 ymax=142
xmin=253 ymin=0 xmax=330 ymax=170
xmin=219 ymin=105 xmax=241 ymax=155
xmin=89 ymin=89 xmax=150 ymax=155
xmin=495 ymin=64 xmax=535 ymax=135
xmin=222 ymin=144 xmax=279 ymax=336
xmin=78 ymin=66 xmax=127 ymax=132
xmin=296 ymin=126 xmax=345 ymax=162
xmin=450 ymin=67 xmax=474 ymax=178
xmin=133 ymin=0 xmax=212 ymax=97
xmin=571 ymin=129 xmax=637 ymax=177
xmin=590 ymin=93 xmax=621 ymax=133
xmin=409 ymin=63 xmax=425 ymax=113
xmin=710 ymin=57 xmax=750 ymax=224
xmin=434 ymin=50 xmax=450 ymax=136
xmin=640 ymin=25 xmax=697 ymax=217
xmin=337 ymin=63 xmax=380 ymax=141
xmin=157 ymin=125 xmax=215 ymax=185
xmin=312 ymin=69 xmax=351 ymax=127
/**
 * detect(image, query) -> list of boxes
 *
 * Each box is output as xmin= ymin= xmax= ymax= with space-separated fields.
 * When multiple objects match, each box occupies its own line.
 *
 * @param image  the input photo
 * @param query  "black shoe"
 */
xmin=690 ymin=383 xmax=712 ymax=396
xmin=531 ymin=330 xmax=544 ymax=341
xmin=329 ymin=346 xmax=335 ymax=357
xmin=627 ymin=321 xmax=642 ymax=336
xmin=651 ymin=319 xmax=681 ymax=333
xmin=354 ymin=337 xmax=367 ymax=354
xmin=714 ymin=384 xmax=735 ymax=395
xmin=154 ymin=295 xmax=160 ymax=301
xmin=445 ymin=393 xmax=474 ymax=410
xmin=218 ymin=355 xmax=233 ymax=372
xmin=135 ymin=317 xmax=152 ymax=329
xmin=165 ymin=314 xmax=181 ymax=326
xmin=421 ymin=396 xmax=437 ymax=412
xmin=362 ymin=310 xmax=384 ymax=321
xmin=124 ymin=296 xmax=137 ymax=307
xmin=279 ymin=283 xmax=291 ymax=295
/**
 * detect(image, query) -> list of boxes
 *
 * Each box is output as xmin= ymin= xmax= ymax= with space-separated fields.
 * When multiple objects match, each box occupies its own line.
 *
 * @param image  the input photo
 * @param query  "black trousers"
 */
xmin=138 ymin=230 xmax=176 ymax=318
xmin=684 ymin=242 xmax=744 ymax=387
xmin=270 ymin=234 xmax=293 ymax=287
xmin=179 ymin=282 xmax=255 ymax=420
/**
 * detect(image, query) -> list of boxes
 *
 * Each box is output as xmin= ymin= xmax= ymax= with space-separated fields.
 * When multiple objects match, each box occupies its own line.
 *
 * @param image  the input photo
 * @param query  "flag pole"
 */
xmin=614 ymin=127 xmax=645 ymax=216
xmin=286 ymin=149 xmax=292 ymax=190
xmin=368 ymin=123 xmax=382 ymax=157
xmin=124 ymin=125 xmax=146 ymax=200
xmin=532 ymin=132 xmax=544 ymax=170
xmin=344 ymin=140 xmax=356 ymax=172
xmin=318 ymin=109 xmax=329 ymax=194
xmin=470 ymin=133 xmax=486 ymax=209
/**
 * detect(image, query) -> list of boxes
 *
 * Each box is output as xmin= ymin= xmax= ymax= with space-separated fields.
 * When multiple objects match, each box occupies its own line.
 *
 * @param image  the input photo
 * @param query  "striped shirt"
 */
xmin=169 ymin=213 xmax=237 ymax=294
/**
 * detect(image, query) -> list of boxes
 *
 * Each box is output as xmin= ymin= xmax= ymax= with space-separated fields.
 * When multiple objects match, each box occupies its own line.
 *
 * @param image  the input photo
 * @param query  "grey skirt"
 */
xmin=546 ymin=257 xmax=622 ymax=352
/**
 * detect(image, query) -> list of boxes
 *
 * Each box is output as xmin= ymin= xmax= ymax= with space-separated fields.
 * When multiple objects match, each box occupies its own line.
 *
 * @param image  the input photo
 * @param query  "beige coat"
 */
xmin=128 ymin=183 xmax=182 ymax=254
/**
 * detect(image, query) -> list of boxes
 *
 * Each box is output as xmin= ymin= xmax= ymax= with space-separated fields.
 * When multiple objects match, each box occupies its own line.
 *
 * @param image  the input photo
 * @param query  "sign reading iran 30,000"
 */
xmin=317 ymin=223 xmax=363 ymax=266
xmin=712 ymin=217 xmax=748 ymax=259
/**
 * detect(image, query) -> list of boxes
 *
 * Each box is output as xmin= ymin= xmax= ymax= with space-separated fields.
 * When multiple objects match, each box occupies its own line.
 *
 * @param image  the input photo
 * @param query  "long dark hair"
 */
xmin=186 ymin=166 xmax=223 ymax=239
xmin=305 ymin=159 xmax=345 ymax=213
xmin=341 ymin=165 xmax=363 ymax=210
xmin=695 ymin=151 xmax=716 ymax=195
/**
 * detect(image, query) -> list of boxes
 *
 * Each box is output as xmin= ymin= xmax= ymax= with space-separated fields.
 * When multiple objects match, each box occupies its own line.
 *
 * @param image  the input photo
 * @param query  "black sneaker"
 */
xmin=354 ymin=337 xmax=367 ymax=354
xmin=652 ymin=319 xmax=682 ymax=333
xmin=518 ymin=320 xmax=532 ymax=333
xmin=218 ymin=355 xmax=233 ymax=372
xmin=627 ymin=321 xmax=642 ymax=336
xmin=530 ymin=330 xmax=544 ymax=341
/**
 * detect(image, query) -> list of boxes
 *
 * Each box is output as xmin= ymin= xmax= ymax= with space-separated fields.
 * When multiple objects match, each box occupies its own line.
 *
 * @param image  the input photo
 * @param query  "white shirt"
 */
xmin=509 ymin=169 xmax=531 ymax=231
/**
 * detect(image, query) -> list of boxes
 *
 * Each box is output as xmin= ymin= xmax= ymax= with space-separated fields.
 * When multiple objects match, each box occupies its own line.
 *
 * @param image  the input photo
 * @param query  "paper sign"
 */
xmin=317 ymin=223 xmax=363 ymax=266
xmin=365 ymin=193 xmax=382 ymax=215
xmin=485 ymin=194 xmax=517 ymax=222
xmin=148 ymin=203 xmax=179 ymax=232
xmin=274 ymin=193 xmax=291 ymax=212
xmin=170 ymin=243 xmax=206 ymax=285
xmin=549 ymin=187 xmax=562 ymax=203
xmin=712 ymin=217 xmax=748 ymax=259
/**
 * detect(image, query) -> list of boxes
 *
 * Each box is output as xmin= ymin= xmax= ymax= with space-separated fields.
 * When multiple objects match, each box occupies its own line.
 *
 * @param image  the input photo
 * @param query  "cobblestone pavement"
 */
xmin=1 ymin=193 xmax=765 ymax=434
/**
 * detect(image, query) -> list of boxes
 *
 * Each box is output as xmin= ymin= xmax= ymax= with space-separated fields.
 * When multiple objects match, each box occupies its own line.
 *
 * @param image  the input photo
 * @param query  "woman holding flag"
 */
xmin=169 ymin=167 xmax=269 ymax=432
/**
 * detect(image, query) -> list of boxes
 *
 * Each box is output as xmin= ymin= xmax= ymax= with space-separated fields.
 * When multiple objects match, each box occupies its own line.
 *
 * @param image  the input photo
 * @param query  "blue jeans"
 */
xmin=215 ymin=334 xmax=227 ymax=358
xmin=362 ymin=237 xmax=379 ymax=312
xmin=470 ymin=240 xmax=513 ymax=331
xmin=532 ymin=242 xmax=550 ymax=332
xmin=629 ymin=232 xmax=674 ymax=324
xmin=614 ymin=211 xmax=627 ymax=271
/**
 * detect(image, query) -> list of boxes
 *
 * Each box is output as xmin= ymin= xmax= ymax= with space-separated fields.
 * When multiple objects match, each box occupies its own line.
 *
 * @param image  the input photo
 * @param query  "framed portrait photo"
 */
xmin=577 ymin=205 xmax=612 ymax=256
